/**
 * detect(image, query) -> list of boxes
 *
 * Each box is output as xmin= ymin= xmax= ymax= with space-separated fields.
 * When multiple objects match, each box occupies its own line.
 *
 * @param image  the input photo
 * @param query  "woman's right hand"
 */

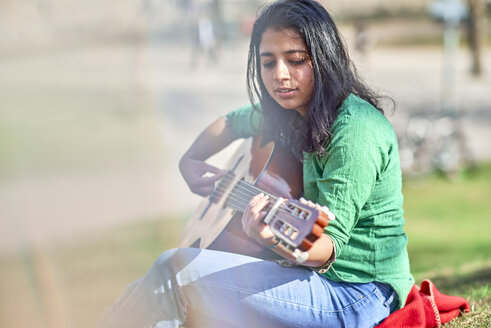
xmin=179 ymin=156 xmax=226 ymax=197
xmin=178 ymin=116 xmax=236 ymax=197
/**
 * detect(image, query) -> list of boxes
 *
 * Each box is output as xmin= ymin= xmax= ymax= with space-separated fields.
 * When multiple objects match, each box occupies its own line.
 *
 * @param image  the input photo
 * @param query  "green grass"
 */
xmin=404 ymin=164 xmax=491 ymax=273
xmin=401 ymin=164 xmax=491 ymax=327
xmin=0 ymin=165 xmax=490 ymax=328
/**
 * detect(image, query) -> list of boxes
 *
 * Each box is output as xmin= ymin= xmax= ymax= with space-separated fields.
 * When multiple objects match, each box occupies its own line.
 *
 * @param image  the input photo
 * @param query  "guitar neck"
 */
xmin=217 ymin=173 xmax=279 ymax=213
xmin=216 ymin=172 xmax=328 ymax=258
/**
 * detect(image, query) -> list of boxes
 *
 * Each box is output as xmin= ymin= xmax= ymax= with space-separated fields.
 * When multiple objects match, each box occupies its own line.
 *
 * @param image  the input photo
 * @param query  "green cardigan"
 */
xmin=225 ymin=94 xmax=414 ymax=309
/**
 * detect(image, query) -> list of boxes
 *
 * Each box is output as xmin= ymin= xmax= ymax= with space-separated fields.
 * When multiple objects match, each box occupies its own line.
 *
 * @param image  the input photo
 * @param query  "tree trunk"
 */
xmin=466 ymin=0 xmax=486 ymax=76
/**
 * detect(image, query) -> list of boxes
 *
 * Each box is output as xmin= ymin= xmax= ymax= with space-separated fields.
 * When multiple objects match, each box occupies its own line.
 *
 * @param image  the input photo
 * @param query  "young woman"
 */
xmin=97 ymin=1 xmax=414 ymax=327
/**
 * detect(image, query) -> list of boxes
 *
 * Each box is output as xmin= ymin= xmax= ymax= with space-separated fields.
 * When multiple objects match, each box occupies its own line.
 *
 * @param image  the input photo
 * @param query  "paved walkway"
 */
xmin=0 ymin=37 xmax=490 ymax=253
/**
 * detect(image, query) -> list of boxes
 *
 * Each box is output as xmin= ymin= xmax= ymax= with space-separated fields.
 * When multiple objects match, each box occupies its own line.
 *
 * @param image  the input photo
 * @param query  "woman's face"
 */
xmin=259 ymin=28 xmax=314 ymax=116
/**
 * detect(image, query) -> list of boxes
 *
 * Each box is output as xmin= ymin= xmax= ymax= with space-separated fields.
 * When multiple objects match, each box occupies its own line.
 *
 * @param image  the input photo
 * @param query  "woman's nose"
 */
xmin=274 ymin=60 xmax=290 ymax=81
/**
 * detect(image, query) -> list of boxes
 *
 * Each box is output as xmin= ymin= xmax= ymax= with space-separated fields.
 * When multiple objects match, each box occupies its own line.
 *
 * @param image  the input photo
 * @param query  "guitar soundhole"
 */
xmin=210 ymin=171 xmax=236 ymax=204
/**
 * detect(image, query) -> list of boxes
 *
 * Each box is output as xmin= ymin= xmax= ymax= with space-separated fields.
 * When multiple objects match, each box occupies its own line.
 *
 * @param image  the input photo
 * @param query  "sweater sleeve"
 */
xmin=316 ymin=112 xmax=388 ymax=257
xmin=224 ymin=104 xmax=262 ymax=139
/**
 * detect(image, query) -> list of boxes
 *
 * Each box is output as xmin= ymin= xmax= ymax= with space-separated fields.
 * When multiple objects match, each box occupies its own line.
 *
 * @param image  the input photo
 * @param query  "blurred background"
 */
xmin=0 ymin=0 xmax=490 ymax=327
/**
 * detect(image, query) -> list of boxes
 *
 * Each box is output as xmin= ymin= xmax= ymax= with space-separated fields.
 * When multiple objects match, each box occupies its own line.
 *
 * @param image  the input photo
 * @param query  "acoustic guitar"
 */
xmin=178 ymin=136 xmax=330 ymax=261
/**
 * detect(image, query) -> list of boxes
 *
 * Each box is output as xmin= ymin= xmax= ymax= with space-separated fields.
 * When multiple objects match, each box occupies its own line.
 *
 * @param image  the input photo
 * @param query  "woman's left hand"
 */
xmin=241 ymin=193 xmax=277 ymax=247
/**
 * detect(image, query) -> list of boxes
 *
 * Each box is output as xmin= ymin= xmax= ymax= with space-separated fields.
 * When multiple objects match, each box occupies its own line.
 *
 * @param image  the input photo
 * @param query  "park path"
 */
xmin=1 ymin=36 xmax=490 ymax=254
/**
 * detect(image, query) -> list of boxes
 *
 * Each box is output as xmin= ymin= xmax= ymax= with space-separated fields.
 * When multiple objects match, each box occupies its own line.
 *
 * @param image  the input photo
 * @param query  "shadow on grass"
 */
xmin=427 ymin=266 xmax=491 ymax=296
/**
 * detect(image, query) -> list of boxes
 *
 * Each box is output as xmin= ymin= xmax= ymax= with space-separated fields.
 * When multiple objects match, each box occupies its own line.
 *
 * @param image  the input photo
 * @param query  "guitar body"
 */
xmin=178 ymin=136 xmax=303 ymax=258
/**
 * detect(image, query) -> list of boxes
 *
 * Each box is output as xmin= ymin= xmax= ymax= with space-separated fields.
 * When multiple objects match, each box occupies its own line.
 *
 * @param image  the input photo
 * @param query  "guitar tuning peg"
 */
xmin=299 ymin=197 xmax=314 ymax=207
xmin=292 ymin=249 xmax=309 ymax=264
xmin=322 ymin=207 xmax=335 ymax=221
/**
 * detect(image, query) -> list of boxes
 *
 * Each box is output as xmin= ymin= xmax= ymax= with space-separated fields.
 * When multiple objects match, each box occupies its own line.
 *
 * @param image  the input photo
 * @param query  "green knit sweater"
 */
xmin=225 ymin=94 xmax=414 ymax=309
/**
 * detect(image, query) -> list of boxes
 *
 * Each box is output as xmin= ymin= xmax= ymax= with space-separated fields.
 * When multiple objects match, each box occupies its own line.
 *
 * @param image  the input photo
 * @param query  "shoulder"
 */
xmin=336 ymin=94 xmax=390 ymax=130
xmin=225 ymin=104 xmax=262 ymax=138
xmin=331 ymin=94 xmax=395 ymax=145
xmin=319 ymin=94 xmax=398 ymax=168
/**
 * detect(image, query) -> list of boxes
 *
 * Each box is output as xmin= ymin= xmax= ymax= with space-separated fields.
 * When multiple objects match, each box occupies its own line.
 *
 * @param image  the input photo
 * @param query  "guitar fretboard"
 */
xmin=212 ymin=172 xmax=278 ymax=213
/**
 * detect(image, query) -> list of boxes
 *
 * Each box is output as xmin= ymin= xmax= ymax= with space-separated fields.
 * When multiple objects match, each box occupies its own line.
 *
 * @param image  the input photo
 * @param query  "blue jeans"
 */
xmin=96 ymin=248 xmax=398 ymax=328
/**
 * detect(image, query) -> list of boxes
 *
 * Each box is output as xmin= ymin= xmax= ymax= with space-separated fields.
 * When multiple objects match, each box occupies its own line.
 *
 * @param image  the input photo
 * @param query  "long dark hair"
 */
xmin=247 ymin=0 xmax=388 ymax=158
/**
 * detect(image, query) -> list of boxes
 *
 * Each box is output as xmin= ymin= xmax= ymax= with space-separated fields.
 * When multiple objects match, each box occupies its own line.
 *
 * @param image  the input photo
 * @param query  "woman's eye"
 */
xmin=289 ymin=59 xmax=306 ymax=66
xmin=262 ymin=61 xmax=275 ymax=69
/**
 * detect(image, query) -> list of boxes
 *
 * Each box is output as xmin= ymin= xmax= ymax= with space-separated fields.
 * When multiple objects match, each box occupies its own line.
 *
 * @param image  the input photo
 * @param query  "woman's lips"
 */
xmin=274 ymin=88 xmax=297 ymax=98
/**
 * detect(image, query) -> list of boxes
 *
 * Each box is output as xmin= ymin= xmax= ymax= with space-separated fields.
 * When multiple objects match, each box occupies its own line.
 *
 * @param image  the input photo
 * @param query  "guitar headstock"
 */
xmin=264 ymin=198 xmax=331 ymax=259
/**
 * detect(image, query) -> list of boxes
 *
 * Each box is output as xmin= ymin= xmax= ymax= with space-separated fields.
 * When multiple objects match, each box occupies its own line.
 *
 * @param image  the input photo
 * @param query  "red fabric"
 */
xmin=376 ymin=279 xmax=470 ymax=328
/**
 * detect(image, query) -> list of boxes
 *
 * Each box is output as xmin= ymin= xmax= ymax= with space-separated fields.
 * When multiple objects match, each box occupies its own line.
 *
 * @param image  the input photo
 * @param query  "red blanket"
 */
xmin=376 ymin=280 xmax=470 ymax=328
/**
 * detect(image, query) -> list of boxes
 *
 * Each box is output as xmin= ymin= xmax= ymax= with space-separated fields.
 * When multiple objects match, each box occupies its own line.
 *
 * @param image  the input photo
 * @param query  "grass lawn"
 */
xmin=0 ymin=164 xmax=489 ymax=328
xmin=402 ymin=163 xmax=491 ymax=327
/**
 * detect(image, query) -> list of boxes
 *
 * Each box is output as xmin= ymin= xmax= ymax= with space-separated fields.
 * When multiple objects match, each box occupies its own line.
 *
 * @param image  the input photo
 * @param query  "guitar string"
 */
xmin=213 ymin=174 xmax=251 ymax=197
xmin=224 ymin=180 xmax=276 ymax=210
xmin=223 ymin=196 xmax=300 ymax=232
xmin=213 ymin=178 xmax=318 ymax=245
xmin=223 ymin=196 xmax=310 ymax=245
xmin=212 ymin=172 xmax=325 ymax=248
xmin=210 ymin=172 xmax=305 ymax=217
xmin=215 ymin=172 xmax=273 ymax=197
xmin=223 ymin=183 xmax=299 ymax=218
xmin=212 ymin=174 xmax=257 ymax=203
xmin=226 ymin=194 xmax=275 ymax=213
xmin=213 ymin=173 xmax=276 ymax=202
xmin=224 ymin=192 xmax=312 ymax=243
xmin=233 ymin=180 xmax=274 ymax=202
xmin=221 ymin=192 xmax=252 ymax=211
xmin=225 ymin=198 xmax=311 ymax=222
xmin=193 ymin=162 xmax=317 ymax=245
xmin=226 ymin=180 xmax=299 ymax=217
xmin=224 ymin=188 xmax=265 ymax=211
xmin=225 ymin=187 xmax=276 ymax=211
